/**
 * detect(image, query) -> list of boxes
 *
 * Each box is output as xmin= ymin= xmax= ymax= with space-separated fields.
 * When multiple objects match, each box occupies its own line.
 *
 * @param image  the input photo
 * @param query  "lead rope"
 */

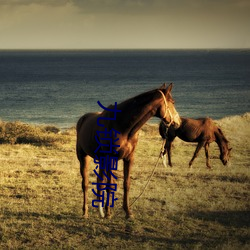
xmin=157 ymin=90 xmax=174 ymax=127
xmin=128 ymin=138 xmax=166 ymax=208
xmin=129 ymin=91 xmax=172 ymax=209
xmin=115 ymin=137 xmax=167 ymax=217
xmin=113 ymin=91 xmax=172 ymax=217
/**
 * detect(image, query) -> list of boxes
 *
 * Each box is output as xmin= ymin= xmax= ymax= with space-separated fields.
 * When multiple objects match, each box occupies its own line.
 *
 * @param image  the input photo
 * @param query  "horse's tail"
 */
xmin=159 ymin=121 xmax=168 ymax=139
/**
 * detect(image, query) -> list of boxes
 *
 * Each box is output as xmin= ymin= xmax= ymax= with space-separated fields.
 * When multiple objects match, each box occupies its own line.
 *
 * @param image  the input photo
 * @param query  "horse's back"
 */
xmin=202 ymin=117 xmax=217 ymax=132
xmin=182 ymin=117 xmax=215 ymax=128
xmin=77 ymin=113 xmax=99 ymax=132
xmin=176 ymin=117 xmax=216 ymax=142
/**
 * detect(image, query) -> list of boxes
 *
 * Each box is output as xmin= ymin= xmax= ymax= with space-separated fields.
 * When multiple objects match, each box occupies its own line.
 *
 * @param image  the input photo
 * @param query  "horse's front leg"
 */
xmin=104 ymin=169 xmax=113 ymax=219
xmin=123 ymin=156 xmax=134 ymax=219
xmin=97 ymin=169 xmax=105 ymax=218
xmin=166 ymin=140 xmax=173 ymax=167
xmin=160 ymin=139 xmax=167 ymax=168
xmin=79 ymin=154 xmax=91 ymax=218
xmin=204 ymin=143 xmax=212 ymax=169
xmin=189 ymin=141 xmax=205 ymax=168
xmin=97 ymin=168 xmax=115 ymax=219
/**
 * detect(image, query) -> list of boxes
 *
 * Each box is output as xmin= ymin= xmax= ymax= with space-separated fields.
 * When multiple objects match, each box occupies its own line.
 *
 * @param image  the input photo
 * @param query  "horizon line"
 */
xmin=0 ymin=48 xmax=249 ymax=51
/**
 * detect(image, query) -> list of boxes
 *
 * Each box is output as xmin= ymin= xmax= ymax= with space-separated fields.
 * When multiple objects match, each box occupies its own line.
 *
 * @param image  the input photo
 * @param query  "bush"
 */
xmin=43 ymin=125 xmax=60 ymax=134
xmin=0 ymin=121 xmax=69 ymax=146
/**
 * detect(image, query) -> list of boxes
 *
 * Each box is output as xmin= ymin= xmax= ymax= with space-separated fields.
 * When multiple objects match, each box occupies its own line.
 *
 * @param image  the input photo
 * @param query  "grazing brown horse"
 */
xmin=159 ymin=117 xmax=232 ymax=169
xmin=76 ymin=83 xmax=181 ymax=219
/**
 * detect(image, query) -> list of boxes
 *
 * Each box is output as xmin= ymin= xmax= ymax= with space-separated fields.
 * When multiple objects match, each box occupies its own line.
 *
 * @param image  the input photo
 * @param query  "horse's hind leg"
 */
xmin=77 ymin=148 xmax=90 ymax=218
xmin=189 ymin=141 xmax=205 ymax=168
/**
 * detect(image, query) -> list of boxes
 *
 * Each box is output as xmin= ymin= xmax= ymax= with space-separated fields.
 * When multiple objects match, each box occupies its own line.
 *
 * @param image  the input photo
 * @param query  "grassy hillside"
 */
xmin=0 ymin=113 xmax=249 ymax=249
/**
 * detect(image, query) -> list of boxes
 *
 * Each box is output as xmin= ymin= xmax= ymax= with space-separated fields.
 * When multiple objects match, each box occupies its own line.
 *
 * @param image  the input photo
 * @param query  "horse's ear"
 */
xmin=166 ymin=83 xmax=173 ymax=94
xmin=160 ymin=83 xmax=167 ymax=90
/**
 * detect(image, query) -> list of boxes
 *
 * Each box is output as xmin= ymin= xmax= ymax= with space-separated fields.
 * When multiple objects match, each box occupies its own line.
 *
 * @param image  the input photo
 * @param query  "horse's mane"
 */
xmin=117 ymin=87 xmax=162 ymax=112
xmin=215 ymin=127 xmax=229 ymax=143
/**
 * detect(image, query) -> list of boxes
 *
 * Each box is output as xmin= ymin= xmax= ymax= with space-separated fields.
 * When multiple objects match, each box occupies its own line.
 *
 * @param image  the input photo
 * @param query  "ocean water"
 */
xmin=0 ymin=50 xmax=249 ymax=129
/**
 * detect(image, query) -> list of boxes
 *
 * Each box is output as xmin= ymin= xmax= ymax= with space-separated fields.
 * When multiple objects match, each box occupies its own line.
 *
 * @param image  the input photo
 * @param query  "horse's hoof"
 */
xmin=105 ymin=214 xmax=112 ymax=220
xmin=126 ymin=213 xmax=134 ymax=220
xmin=98 ymin=205 xmax=105 ymax=218
xmin=83 ymin=214 xmax=89 ymax=219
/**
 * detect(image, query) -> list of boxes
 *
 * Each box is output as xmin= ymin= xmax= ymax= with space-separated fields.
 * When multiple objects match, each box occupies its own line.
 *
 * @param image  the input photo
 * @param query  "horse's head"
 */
xmin=217 ymin=128 xmax=232 ymax=166
xmin=157 ymin=83 xmax=181 ymax=129
xmin=220 ymin=144 xmax=232 ymax=166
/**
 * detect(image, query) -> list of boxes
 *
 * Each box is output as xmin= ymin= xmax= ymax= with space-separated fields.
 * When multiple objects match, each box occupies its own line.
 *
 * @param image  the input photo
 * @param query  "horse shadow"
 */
xmin=189 ymin=210 xmax=250 ymax=228
xmin=3 ymin=209 xmax=249 ymax=247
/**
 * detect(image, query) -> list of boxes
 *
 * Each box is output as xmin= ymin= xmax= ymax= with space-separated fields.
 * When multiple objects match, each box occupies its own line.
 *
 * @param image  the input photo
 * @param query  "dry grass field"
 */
xmin=0 ymin=113 xmax=249 ymax=249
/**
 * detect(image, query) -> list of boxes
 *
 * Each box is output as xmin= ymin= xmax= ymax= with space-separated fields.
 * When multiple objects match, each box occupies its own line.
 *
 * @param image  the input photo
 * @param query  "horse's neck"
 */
xmin=215 ymin=130 xmax=228 ymax=154
xmin=127 ymin=109 xmax=155 ymax=137
xmin=116 ymin=92 xmax=160 ymax=137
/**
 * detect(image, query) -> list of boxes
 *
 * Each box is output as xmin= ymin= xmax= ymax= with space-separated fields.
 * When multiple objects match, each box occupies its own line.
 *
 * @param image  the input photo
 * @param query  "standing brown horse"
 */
xmin=76 ymin=83 xmax=181 ymax=219
xmin=159 ymin=117 xmax=231 ymax=169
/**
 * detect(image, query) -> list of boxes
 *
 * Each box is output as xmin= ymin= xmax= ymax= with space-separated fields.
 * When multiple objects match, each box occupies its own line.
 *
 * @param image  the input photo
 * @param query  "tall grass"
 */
xmin=0 ymin=114 xmax=249 ymax=249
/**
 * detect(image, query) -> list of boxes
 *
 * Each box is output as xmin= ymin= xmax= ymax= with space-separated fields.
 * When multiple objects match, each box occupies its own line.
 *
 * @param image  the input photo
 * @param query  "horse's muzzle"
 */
xmin=172 ymin=116 xmax=181 ymax=129
xmin=173 ymin=114 xmax=182 ymax=129
xmin=223 ymin=160 xmax=228 ymax=166
xmin=172 ymin=121 xmax=181 ymax=129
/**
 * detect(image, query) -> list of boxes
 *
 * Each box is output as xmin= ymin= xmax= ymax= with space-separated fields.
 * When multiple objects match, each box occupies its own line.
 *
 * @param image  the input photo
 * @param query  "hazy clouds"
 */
xmin=0 ymin=0 xmax=249 ymax=49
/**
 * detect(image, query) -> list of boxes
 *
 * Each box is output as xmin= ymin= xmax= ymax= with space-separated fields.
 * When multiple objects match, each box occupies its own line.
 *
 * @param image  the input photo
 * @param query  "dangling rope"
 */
xmin=114 ymin=138 xmax=166 ymax=217
xmin=128 ymin=138 xmax=166 ymax=208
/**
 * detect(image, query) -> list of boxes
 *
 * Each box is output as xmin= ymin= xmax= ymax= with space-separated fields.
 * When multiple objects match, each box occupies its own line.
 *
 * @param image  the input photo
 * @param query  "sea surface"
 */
xmin=0 ymin=49 xmax=249 ymax=129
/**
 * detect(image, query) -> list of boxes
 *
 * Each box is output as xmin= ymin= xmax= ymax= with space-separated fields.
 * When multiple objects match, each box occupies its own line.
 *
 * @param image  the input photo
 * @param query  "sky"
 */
xmin=0 ymin=0 xmax=249 ymax=49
